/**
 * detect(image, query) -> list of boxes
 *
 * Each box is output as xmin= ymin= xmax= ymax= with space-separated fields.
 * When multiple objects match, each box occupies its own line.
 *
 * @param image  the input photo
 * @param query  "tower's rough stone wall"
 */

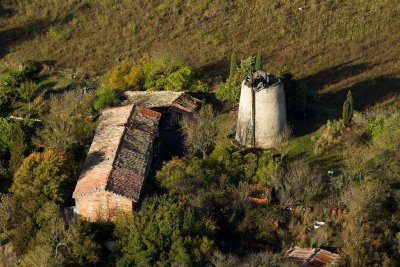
xmin=235 ymin=71 xmax=287 ymax=149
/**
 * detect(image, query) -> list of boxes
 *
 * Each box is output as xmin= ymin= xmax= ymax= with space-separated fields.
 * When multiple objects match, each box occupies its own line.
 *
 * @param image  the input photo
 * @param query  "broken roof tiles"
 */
xmin=73 ymin=104 xmax=161 ymax=202
xmin=124 ymin=91 xmax=200 ymax=113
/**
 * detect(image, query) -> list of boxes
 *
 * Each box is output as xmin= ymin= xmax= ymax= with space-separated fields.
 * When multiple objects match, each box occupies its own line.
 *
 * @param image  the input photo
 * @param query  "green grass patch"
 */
xmin=215 ymin=111 xmax=236 ymax=148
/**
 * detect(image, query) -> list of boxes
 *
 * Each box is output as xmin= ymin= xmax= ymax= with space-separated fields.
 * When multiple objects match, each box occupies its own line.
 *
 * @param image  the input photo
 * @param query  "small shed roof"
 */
xmin=284 ymin=247 xmax=340 ymax=267
xmin=73 ymin=104 xmax=161 ymax=202
xmin=124 ymin=91 xmax=200 ymax=113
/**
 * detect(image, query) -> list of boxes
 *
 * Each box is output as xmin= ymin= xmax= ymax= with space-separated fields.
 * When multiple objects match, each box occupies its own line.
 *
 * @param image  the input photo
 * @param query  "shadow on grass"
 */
xmin=320 ymin=75 xmax=400 ymax=111
xmin=292 ymin=63 xmax=400 ymax=136
xmin=0 ymin=3 xmax=88 ymax=59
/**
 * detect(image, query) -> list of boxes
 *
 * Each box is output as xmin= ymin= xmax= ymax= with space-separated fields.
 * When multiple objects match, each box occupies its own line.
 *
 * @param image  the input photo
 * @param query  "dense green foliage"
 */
xmin=143 ymin=57 xmax=193 ymax=91
xmin=11 ymin=151 xmax=71 ymax=203
xmin=217 ymin=56 xmax=254 ymax=102
xmin=114 ymin=196 xmax=216 ymax=267
xmin=94 ymin=87 xmax=121 ymax=110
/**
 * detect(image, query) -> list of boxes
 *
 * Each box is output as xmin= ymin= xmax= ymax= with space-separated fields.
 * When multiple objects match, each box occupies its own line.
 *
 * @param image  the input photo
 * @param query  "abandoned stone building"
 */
xmin=236 ymin=70 xmax=287 ymax=149
xmin=73 ymin=92 xmax=200 ymax=221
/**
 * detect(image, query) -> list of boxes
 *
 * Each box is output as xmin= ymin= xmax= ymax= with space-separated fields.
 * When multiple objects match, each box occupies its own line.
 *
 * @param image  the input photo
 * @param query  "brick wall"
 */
xmin=75 ymin=192 xmax=134 ymax=221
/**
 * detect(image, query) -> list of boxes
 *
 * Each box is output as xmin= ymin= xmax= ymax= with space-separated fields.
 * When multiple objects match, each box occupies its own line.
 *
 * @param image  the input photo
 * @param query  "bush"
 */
xmin=143 ymin=57 xmax=193 ymax=91
xmin=102 ymin=61 xmax=144 ymax=91
xmin=189 ymin=80 xmax=210 ymax=93
xmin=94 ymin=87 xmax=121 ymax=110
xmin=20 ymin=60 xmax=42 ymax=79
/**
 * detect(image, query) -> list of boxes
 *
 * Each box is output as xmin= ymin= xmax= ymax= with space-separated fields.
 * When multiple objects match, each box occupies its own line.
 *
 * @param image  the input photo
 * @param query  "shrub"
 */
xmin=143 ymin=57 xmax=193 ymax=91
xmin=93 ymin=87 xmax=121 ymax=110
xmin=189 ymin=80 xmax=210 ymax=92
xmin=17 ymin=80 xmax=39 ymax=110
xmin=20 ymin=60 xmax=42 ymax=79
xmin=159 ymin=65 xmax=193 ymax=91
xmin=372 ymin=112 xmax=400 ymax=151
xmin=254 ymin=152 xmax=282 ymax=186
xmin=102 ymin=61 xmax=144 ymax=91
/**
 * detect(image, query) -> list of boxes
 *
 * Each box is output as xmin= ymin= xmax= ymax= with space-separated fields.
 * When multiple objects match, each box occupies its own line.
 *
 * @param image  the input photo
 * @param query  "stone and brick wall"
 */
xmin=74 ymin=191 xmax=134 ymax=221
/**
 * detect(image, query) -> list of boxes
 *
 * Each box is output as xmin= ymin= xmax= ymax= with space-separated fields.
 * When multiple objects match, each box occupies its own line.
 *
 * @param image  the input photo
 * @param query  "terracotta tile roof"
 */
xmin=124 ymin=91 xmax=200 ymax=113
xmin=73 ymin=105 xmax=161 ymax=201
xmin=284 ymin=247 xmax=340 ymax=267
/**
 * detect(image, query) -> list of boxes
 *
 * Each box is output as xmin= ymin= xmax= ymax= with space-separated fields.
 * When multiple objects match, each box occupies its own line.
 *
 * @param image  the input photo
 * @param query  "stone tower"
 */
xmin=235 ymin=71 xmax=287 ymax=149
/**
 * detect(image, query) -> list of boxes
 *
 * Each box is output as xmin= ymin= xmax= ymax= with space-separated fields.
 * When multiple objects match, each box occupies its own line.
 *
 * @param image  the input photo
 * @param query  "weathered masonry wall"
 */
xmin=255 ymin=82 xmax=287 ymax=148
xmin=74 ymin=192 xmax=134 ymax=221
xmin=235 ymin=72 xmax=287 ymax=149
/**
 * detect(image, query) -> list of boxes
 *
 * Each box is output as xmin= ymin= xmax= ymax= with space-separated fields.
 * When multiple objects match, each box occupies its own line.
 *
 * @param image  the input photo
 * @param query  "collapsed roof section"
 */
xmin=244 ymin=70 xmax=280 ymax=91
xmin=124 ymin=91 xmax=201 ymax=113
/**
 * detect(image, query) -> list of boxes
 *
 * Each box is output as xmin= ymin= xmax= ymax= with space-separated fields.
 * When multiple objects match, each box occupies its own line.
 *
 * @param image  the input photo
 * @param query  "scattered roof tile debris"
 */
xmin=284 ymin=247 xmax=340 ymax=267
xmin=124 ymin=91 xmax=200 ymax=113
xmin=73 ymin=104 xmax=161 ymax=202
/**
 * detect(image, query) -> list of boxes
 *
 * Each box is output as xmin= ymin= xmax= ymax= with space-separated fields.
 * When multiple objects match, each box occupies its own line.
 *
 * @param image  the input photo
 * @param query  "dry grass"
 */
xmin=0 ymin=0 xmax=399 ymax=109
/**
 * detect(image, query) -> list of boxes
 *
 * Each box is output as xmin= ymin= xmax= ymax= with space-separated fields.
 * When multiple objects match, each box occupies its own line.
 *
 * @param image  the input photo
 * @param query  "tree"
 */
xmin=181 ymin=104 xmax=217 ymax=158
xmin=114 ymin=196 xmax=216 ymax=267
xmin=17 ymin=81 xmax=39 ymax=111
xmin=255 ymin=52 xmax=262 ymax=71
xmin=156 ymin=157 xmax=221 ymax=195
xmin=229 ymin=51 xmax=237 ymax=79
xmin=11 ymin=151 xmax=72 ymax=203
xmin=217 ymin=56 xmax=254 ymax=102
xmin=0 ymin=118 xmax=13 ymax=158
xmin=34 ymin=90 xmax=95 ymax=152
xmin=93 ymin=87 xmax=121 ymax=110
xmin=9 ymin=122 xmax=27 ymax=174
xmin=347 ymin=90 xmax=353 ymax=121
xmin=18 ymin=202 xmax=100 ymax=266
xmin=276 ymin=161 xmax=323 ymax=207
xmin=342 ymin=99 xmax=351 ymax=126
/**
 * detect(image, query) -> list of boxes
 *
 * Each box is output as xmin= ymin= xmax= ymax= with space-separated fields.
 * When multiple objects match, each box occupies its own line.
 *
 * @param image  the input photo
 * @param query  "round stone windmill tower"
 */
xmin=235 ymin=70 xmax=287 ymax=149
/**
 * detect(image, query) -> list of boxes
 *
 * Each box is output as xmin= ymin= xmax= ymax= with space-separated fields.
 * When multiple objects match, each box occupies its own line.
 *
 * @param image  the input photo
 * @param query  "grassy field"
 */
xmin=0 ymin=0 xmax=399 ymax=112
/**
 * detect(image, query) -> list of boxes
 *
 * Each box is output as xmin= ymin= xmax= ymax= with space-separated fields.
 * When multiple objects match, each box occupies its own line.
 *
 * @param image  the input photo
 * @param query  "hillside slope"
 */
xmin=0 ymin=0 xmax=399 ymax=109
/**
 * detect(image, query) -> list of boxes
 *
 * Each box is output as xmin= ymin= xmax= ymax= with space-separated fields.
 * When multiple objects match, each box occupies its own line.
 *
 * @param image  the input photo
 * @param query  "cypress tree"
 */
xmin=342 ymin=100 xmax=351 ymax=126
xmin=229 ymin=51 xmax=237 ymax=79
xmin=347 ymin=90 xmax=353 ymax=120
xmin=255 ymin=52 xmax=262 ymax=71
